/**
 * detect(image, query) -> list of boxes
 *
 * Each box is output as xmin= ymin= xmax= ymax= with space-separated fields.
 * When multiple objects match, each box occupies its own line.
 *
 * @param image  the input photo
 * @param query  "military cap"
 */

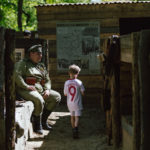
xmin=28 ymin=44 xmax=42 ymax=53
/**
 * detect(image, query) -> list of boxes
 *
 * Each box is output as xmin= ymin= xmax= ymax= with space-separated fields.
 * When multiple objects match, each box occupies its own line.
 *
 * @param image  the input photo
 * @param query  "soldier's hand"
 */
xmin=43 ymin=90 xmax=50 ymax=99
xmin=27 ymin=86 xmax=36 ymax=91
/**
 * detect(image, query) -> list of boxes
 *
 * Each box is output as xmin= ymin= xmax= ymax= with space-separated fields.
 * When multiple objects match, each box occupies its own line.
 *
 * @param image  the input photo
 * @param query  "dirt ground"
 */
xmin=26 ymin=104 xmax=114 ymax=150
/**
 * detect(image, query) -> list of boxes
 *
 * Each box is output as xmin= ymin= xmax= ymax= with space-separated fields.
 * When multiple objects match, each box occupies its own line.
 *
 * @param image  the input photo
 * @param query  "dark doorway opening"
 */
xmin=119 ymin=17 xmax=150 ymax=35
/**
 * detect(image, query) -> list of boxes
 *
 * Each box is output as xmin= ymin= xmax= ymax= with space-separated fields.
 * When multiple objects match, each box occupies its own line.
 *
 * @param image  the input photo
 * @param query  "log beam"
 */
xmin=0 ymin=27 xmax=6 ymax=150
xmin=5 ymin=29 xmax=16 ymax=150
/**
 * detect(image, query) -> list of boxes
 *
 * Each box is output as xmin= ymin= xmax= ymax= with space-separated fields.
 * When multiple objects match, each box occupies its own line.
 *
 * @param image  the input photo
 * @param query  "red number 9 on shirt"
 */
xmin=69 ymin=86 xmax=76 ymax=101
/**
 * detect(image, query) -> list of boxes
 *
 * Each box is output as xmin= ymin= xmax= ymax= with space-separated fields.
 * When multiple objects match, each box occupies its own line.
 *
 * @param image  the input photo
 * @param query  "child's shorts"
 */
xmin=70 ymin=110 xmax=82 ymax=116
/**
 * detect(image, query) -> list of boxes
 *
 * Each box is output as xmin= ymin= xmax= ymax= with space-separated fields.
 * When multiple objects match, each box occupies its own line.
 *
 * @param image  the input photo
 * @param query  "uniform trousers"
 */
xmin=17 ymin=89 xmax=61 ymax=116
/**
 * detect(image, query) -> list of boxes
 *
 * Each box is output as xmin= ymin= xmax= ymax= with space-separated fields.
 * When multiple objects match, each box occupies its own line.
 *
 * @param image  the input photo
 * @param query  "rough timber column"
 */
xmin=5 ymin=29 xmax=16 ymax=150
xmin=138 ymin=30 xmax=150 ymax=150
xmin=131 ymin=32 xmax=141 ymax=150
xmin=0 ymin=27 xmax=6 ymax=149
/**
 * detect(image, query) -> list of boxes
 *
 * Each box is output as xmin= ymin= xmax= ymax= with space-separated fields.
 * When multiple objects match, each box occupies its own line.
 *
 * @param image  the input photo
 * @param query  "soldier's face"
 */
xmin=30 ymin=52 xmax=42 ymax=63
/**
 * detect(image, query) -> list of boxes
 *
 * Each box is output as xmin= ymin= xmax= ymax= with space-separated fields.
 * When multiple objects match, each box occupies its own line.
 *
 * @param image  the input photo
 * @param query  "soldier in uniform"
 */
xmin=15 ymin=44 xmax=61 ymax=134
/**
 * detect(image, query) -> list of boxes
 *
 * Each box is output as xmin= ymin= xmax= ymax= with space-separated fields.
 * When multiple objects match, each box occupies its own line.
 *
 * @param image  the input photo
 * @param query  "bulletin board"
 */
xmin=56 ymin=22 xmax=100 ymax=74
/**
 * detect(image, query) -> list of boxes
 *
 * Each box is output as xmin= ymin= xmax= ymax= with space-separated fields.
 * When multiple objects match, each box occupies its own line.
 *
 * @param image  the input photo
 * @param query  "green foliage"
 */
xmin=0 ymin=0 xmax=90 ymax=31
xmin=101 ymin=0 xmax=128 ymax=1
xmin=0 ymin=0 xmax=18 ymax=29
xmin=21 ymin=0 xmax=43 ymax=31
xmin=1 ymin=0 xmax=149 ymax=31
xmin=1 ymin=0 xmax=150 ymax=31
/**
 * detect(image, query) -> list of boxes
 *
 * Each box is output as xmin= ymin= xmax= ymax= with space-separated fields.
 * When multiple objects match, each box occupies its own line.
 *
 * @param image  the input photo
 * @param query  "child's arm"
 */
xmin=81 ymin=91 xmax=84 ymax=96
xmin=80 ymin=82 xmax=85 ymax=96
xmin=64 ymin=82 xmax=67 ymax=96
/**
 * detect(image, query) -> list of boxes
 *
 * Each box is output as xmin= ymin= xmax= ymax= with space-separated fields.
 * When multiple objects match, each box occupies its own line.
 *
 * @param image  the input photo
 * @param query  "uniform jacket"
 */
xmin=15 ymin=58 xmax=51 ymax=93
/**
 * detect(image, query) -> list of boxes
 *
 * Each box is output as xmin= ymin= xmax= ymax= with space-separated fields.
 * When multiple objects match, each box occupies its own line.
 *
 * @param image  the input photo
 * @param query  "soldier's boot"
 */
xmin=32 ymin=115 xmax=43 ymax=135
xmin=42 ymin=108 xmax=52 ymax=130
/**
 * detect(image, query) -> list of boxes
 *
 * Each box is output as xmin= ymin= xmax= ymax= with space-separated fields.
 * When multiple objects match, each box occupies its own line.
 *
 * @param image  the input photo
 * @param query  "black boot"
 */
xmin=32 ymin=115 xmax=43 ymax=135
xmin=72 ymin=127 xmax=79 ymax=139
xmin=72 ymin=128 xmax=76 ymax=139
xmin=42 ymin=108 xmax=52 ymax=130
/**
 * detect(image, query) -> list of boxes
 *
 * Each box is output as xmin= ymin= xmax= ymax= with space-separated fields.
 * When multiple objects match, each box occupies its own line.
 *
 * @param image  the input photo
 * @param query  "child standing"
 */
xmin=64 ymin=64 xmax=85 ymax=139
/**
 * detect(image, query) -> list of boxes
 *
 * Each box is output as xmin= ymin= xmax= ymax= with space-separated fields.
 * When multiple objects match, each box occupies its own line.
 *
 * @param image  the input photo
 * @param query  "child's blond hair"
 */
xmin=69 ymin=64 xmax=81 ymax=75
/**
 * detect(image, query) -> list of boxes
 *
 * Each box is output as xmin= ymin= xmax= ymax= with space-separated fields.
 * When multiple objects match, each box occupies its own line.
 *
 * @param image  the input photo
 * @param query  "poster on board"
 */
xmin=15 ymin=48 xmax=25 ymax=62
xmin=57 ymin=22 xmax=100 ymax=74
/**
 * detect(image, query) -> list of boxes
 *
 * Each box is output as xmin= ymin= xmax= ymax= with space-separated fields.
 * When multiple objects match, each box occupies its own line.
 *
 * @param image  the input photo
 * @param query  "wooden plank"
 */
xmin=101 ymin=33 xmax=120 ymax=39
xmin=52 ymin=83 xmax=103 ymax=89
xmin=102 ymin=35 xmax=121 ymax=148
xmin=50 ymin=74 xmax=103 ymax=89
xmin=39 ymin=33 xmax=118 ymax=41
xmin=37 ymin=10 xmax=150 ymax=21
xmin=5 ymin=29 xmax=16 ymax=150
xmin=0 ymin=27 xmax=6 ymax=150
xmin=38 ymin=28 xmax=56 ymax=35
xmin=120 ymin=62 xmax=132 ymax=71
xmin=121 ymin=50 xmax=132 ymax=63
xmin=39 ymin=35 xmax=56 ymax=40
xmin=120 ymin=61 xmax=132 ymax=116
xmin=38 ymin=21 xmax=56 ymax=29
xmin=49 ymin=57 xmax=57 ymax=63
xmin=38 ymin=18 xmax=119 ymax=30
xmin=101 ymin=18 xmax=119 ymax=27
xmin=122 ymin=116 xmax=133 ymax=150
xmin=121 ymin=34 xmax=132 ymax=48
xmin=101 ymin=27 xmax=119 ymax=33
xmin=120 ymin=34 xmax=132 ymax=63
xmin=111 ymin=68 xmax=121 ymax=149
xmin=49 ymin=63 xmax=57 ymax=73
xmin=131 ymin=32 xmax=141 ymax=150
xmin=109 ymin=36 xmax=121 ymax=148
xmin=38 ymin=26 xmax=119 ymax=35
xmin=41 ymin=40 xmax=49 ymax=70
xmin=122 ymin=116 xmax=133 ymax=136
xmin=138 ymin=30 xmax=150 ymax=150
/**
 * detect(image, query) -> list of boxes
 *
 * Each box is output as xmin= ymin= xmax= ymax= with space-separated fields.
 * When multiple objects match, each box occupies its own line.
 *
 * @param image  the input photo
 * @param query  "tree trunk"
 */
xmin=17 ymin=0 xmax=24 ymax=31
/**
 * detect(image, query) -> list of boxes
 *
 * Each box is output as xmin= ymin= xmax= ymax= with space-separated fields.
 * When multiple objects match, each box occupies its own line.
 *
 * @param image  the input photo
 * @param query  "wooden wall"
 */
xmin=36 ymin=2 xmax=150 ymax=106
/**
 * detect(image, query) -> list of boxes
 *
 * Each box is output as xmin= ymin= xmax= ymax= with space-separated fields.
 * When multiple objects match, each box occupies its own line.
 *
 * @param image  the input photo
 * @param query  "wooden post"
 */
xmin=131 ymin=32 xmax=141 ymax=150
xmin=138 ymin=30 xmax=150 ymax=150
xmin=0 ymin=27 xmax=6 ymax=149
xmin=110 ymin=36 xmax=121 ymax=149
xmin=5 ymin=29 xmax=16 ymax=150
xmin=111 ymin=63 xmax=121 ymax=149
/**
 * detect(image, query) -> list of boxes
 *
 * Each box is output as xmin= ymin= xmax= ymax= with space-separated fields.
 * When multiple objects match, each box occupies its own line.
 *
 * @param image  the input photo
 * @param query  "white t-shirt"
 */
xmin=64 ymin=78 xmax=85 ymax=111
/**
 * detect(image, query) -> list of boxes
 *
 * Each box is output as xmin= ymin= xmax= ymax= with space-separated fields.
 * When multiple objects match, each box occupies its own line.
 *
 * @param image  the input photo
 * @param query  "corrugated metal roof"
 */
xmin=36 ymin=1 xmax=150 ymax=7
